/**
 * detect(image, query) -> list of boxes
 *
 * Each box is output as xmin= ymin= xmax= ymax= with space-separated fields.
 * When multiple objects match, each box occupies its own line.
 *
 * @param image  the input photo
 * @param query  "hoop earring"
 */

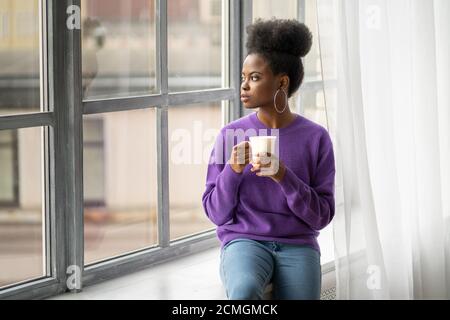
xmin=273 ymin=88 xmax=288 ymax=114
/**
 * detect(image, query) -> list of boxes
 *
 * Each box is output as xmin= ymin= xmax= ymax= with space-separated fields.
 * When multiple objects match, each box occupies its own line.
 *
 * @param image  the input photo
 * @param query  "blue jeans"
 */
xmin=220 ymin=238 xmax=322 ymax=300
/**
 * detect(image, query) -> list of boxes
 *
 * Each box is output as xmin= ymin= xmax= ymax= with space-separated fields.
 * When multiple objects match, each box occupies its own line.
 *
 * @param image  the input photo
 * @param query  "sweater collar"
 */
xmin=249 ymin=111 xmax=302 ymax=135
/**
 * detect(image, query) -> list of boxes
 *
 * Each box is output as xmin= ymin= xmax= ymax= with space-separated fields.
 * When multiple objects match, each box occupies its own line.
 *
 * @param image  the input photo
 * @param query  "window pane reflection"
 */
xmin=83 ymin=109 xmax=158 ymax=265
xmin=81 ymin=0 xmax=157 ymax=100
xmin=0 ymin=127 xmax=45 ymax=288
xmin=303 ymin=0 xmax=322 ymax=81
xmin=168 ymin=103 xmax=222 ymax=240
xmin=252 ymin=0 xmax=298 ymax=20
xmin=301 ymin=88 xmax=328 ymax=129
xmin=168 ymin=0 xmax=223 ymax=92
xmin=0 ymin=0 xmax=41 ymax=114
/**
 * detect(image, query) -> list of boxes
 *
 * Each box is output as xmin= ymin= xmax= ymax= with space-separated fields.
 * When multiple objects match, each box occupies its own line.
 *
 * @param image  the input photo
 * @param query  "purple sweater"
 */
xmin=202 ymin=112 xmax=336 ymax=254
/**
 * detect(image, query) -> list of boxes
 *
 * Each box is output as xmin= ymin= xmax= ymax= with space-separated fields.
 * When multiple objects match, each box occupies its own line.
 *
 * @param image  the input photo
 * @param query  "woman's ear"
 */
xmin=279 ymin=74 xmax=290 ymax=91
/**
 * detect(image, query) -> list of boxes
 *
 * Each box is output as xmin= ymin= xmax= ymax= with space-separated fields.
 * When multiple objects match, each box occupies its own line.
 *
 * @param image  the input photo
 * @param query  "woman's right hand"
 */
xmin=228 ymin=141 xmax=252 ymax=174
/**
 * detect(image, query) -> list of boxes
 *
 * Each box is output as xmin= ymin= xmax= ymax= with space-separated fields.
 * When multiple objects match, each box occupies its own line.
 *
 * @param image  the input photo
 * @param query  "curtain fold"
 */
xmin=316 ymin=0 xmax=450 ymax=299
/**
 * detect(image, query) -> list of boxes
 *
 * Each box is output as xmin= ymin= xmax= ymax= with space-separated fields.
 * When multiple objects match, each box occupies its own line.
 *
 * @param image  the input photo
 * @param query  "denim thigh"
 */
xmin=220 ymin=239 xmax=274 ymax=300
xmin=270 ymin=243 xmax=321 ymax=300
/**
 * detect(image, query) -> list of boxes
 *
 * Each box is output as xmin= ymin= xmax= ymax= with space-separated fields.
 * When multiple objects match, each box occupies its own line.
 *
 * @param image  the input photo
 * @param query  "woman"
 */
xmin=202 ymin=18 xmax=336 ymax=300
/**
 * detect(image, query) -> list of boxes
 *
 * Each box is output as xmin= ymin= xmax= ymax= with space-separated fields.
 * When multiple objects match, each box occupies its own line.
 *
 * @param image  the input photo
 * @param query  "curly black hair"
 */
xmin=246 ymin=18 xmax=313 ymax=97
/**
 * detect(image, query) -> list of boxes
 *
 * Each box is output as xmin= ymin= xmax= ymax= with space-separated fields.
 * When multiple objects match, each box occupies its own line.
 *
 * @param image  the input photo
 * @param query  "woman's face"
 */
xmin=240 ymin=54 xmax=281 ymax=110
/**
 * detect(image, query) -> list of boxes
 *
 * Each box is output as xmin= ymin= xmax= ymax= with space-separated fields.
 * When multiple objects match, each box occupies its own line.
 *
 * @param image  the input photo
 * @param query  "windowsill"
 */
xmin=49 ymin=245 xmax=335 ymax=300
xmin=50 ymin=246 xmax=227 ymax=300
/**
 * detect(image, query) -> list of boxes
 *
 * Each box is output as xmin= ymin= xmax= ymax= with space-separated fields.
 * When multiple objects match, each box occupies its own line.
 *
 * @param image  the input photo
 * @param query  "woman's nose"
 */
xmin=241 ymin=80 xmax=249 ymax=91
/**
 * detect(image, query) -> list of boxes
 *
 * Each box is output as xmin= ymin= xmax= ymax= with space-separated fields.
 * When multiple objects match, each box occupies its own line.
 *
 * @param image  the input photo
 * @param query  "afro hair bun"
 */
xmin=246 ymin=18 xmax=313 ymax=58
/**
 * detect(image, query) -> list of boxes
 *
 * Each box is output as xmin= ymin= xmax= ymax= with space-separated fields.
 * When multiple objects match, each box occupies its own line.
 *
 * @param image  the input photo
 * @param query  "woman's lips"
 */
xmin=241 ymin=95 xmax=250 ymax=102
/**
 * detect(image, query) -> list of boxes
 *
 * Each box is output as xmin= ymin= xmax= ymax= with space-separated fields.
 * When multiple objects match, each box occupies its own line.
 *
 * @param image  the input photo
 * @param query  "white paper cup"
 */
xmin=249 ymin=136 xmax=277 ymax=163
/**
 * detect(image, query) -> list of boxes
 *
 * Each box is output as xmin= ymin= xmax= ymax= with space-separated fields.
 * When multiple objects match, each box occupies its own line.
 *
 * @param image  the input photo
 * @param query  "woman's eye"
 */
xmin=241 ymin=76 xmax=259 ymax=82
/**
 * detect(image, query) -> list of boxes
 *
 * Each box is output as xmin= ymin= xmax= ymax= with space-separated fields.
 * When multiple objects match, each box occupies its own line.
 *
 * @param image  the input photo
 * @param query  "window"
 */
xmin=168 ymin=0 xmax=223 ymax=92
xmin=0 ymin=0 xmax=239 ymax=299
xmin=0 ymin=127 xmax=45 ymax=289
xmin=83 ymin=117 xmax=105 ymax=207
xmin=0 ymin=0 xmax=338 ymax=299
xmin=168 ymin=102 xmax=222 ymax=240
xmin=0 ymin=12 xmax=9 ymax=39
xmin=81 ymin=0 xmax=157 ymax=100
xmin=302 ymin=0 xmax=329 ymax=130
xmin=80 ymin=0 xmax=229 ymax=266
xmin=0 ymin=130 xmax=18 ymax=206
xmin=83 ymin=109 xmax=158 ymax=265
xmin=252 ymin=0 xmax=299 ymax=20
xmin=0 ymin=0 xmax=41 ymax=114
xmin=0 ymin=0 xmax=47 ymax=293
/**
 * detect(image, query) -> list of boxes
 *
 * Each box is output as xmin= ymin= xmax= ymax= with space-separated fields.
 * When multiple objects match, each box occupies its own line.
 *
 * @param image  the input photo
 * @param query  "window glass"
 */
xmin=252 ymin=0 xmax=298 ymax=20
xmin=83 ymin=109 xmax=158 ymax=265
xmin=81 ymin=0 xmax=157 ymax=100
xmin=304 ymin=0 xmax=322 ymax=82
xmin=0 ymin=0 xmax=41 ymax=114
xmin=168 ymin=102 xmax=222 ymax=240
xmin=168 ymin=0 xmax=223 ymax=92
xmin=0 ymin=127 xmax=45 ymax=288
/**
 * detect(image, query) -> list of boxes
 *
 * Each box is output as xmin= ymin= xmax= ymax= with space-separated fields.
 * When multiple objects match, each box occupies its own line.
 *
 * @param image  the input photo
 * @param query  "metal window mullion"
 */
xmin=40 ymin=0 xmax=49 ymax=113
xmin=298 ymin=0 xmax=306 ymax=23
xmin=241 ymin=0 xmax=252 ymax=62
xmin=40 ymin=0 xmax=53 ymax=283
xmin=156 ymin=0 xmax=170 ymax=248
xmin=156 ymin=108 xmax=169 ymax=247
xmin=298 ymin=0 xmax=306 ymax=115
xmin=49 ymin=0 xmax=84 ymax=293
xmin=0 ymin=112 xmax=54 ymax=130
xmin=82 ymin=88 xmax=235 ymax=115
xmin=156 ymin=0 xmax=168 ymax=96
xmin=45 ymin=123 xmax=56 ymax=282
xmin=239 ymin=0 xmax=253 ymax=118
xmin=0 ymin=278 xmax=60 ymax=300
xmin=228 ymin=0 xmax=241 ymax=123
xmin=83 ymin=94 xmax=166 ymax=115
xmin=168 ymin=88 xmax=234 ymax=106
xmin=11 ymin=131 xmax=19 ymax=207
xmin=221 ymin=0 xmax=229 ymax=126
xmin=45 ymin=0 xmax=67 ymax=297
xmin=67 ymin=0 xmax=84 ymax=292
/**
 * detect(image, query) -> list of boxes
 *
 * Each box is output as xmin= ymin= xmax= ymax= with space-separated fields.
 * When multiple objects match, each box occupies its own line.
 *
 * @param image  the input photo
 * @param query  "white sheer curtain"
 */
xmin=316 ymin=0 xmax=450 ymax=299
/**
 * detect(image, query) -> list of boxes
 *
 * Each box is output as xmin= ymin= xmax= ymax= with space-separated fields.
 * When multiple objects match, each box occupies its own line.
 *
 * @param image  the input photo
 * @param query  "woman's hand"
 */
xmin=250 ymin=152 xmax=286 ymax=183
xmin=228 ymin=141 xmax=252 ymax=174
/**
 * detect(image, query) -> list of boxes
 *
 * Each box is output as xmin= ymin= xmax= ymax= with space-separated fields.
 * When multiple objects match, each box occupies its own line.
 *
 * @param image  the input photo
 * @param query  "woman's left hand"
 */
xmin=250 ymin=152 xmax=286 ymax=183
